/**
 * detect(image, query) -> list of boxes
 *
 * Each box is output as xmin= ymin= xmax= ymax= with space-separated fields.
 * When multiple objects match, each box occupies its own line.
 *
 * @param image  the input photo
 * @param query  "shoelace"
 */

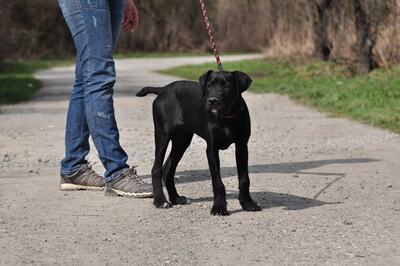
xmin=86 ymin=164 xmax=100 ymax=178
xmin=124 ymin=168 xmax=146 ymax=184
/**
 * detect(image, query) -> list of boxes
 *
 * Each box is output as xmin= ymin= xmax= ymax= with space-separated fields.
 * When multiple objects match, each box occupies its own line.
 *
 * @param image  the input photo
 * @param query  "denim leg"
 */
xmin=59 ymin=0 xmax=91 ymax=176
xmin=60 ymin=54 xmax=91 ymax=175
xmin=59 ymin=0 xmax=128 ymax=181
xmin=109 ymin=0 xmax=124 ymax=51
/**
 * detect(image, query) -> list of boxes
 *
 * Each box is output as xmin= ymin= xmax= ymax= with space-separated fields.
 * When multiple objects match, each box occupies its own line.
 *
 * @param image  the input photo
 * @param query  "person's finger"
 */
xmin=121 ymin=1 xmax=138 ymax=32
xmin=127 ymin=23 xmax=135 ymax=32
xmin=122 ymin=20 xmax=133 ymax=31
xmin=124 ymin=17 xmax=135 ymax=31
xmin=121 ymin=19 xmax=129 ymax=29
xmin=130 ymin=10 xmax=139 ymax=30
xmin=124 ymin=22 xmax=132 ymax=31
xmin=130 ymin=20 xmax=138 ymax=31
xmin=122 ymin=8 xmax=130 ymax=26
xmin=122 ymin=19 xmax=130 ymax=27
xmin=125 ymin=17 xmax=134 ymax=29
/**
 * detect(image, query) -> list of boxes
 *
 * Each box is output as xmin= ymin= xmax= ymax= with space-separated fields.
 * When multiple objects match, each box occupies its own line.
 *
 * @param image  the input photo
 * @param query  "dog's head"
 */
xmin=199 ymin=70 xmax=252 ymax=116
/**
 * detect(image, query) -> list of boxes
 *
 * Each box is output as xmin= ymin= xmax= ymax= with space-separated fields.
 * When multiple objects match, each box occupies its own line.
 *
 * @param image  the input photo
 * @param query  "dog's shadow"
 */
xmin=190 ymin=191 xmax=337 ymax=211
xmin=142 ymin=158 xmax=379 ymax=211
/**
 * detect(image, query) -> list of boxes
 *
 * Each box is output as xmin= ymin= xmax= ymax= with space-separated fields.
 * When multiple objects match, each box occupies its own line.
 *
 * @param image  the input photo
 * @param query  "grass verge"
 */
xmin=0 ymin=59 xmax=72 ymax=105
xmin=160 ymin=58 xmax=400 ymax=133
xmin=0 ymin=51 xmax=252 ymax=105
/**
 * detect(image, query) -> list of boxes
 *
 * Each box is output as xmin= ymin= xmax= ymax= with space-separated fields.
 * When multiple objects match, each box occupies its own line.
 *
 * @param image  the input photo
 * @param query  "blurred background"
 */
xmin=1 ymin=0 xmax=400 ymax=73
xmin=0 ymin=0 xmax=399 ymax=132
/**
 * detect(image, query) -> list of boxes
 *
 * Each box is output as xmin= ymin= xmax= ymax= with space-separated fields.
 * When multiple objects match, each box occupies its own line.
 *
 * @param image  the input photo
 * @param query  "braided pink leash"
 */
xmin=199 ymin=0 xmax=224 ymax=71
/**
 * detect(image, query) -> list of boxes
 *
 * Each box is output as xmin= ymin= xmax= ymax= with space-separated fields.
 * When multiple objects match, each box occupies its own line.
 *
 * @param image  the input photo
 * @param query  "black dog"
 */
xmin=136 ymin=70 xmax=261 ymax=215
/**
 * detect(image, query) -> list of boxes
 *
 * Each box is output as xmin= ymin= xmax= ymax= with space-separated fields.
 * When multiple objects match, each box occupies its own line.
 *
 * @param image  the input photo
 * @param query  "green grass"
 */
xmin=0 ymin=59 xmax=73 ymax=105
xmin=160 ymin=58 xmax=400 ymax=133
xmin=0 ymin=51 xmax=251 ymax=105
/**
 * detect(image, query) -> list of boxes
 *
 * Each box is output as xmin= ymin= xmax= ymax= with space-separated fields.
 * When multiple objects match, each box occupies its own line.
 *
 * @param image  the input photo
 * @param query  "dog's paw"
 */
xmin=210 ymin=204 xmax=229 ymax=216
xmin=171 ymin=196 xmax=191 ymax=205
xmin=241 ymin=201 xmax=262 ymax=212
xmin=153 ymin=197 xmax=172 ymax=209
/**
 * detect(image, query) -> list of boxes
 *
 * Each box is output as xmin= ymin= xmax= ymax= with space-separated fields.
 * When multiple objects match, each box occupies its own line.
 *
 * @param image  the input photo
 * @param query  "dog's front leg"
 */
xmin=235 ymin=142 xmax=261 ymax=212
xmin=206 ymin=146 xmax=228 ymax=216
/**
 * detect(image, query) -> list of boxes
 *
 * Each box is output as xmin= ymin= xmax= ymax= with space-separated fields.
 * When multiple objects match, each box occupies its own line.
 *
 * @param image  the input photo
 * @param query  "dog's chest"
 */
xmin=212 ymin=126 xmax=235 ymax=150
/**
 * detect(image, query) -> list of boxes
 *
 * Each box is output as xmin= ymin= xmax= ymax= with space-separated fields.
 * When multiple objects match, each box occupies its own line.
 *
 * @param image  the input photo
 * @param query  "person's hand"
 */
xmin=122 ymin=0 xmax=139 ymax=32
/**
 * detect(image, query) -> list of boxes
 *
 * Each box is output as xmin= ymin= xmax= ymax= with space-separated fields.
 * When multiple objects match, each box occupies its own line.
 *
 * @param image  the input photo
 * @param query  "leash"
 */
xmin=199 ymin=0 xmax=224 ymax=71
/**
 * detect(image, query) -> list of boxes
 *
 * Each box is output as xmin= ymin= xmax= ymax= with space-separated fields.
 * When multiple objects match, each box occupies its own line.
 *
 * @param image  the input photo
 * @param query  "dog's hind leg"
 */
xmin=162 ymin=132 xmax=193 ymax=205
xmin=235 ymin=142 xmax=261 ymax=212
xmin=152 ymin=127 xmax=171 ymax=208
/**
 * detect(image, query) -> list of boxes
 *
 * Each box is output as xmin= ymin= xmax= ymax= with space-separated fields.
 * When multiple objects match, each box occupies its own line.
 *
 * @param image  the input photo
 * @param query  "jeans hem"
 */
xmin=60 ymin=164 xmax=82 ymax=177
xmin=105 ymin=167 xmax=129 ymax=183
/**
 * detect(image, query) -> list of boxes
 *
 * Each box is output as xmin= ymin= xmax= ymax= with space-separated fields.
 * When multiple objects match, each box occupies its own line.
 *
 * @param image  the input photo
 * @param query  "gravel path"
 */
xmin=0 ymin=55 xmax=399 ymax=265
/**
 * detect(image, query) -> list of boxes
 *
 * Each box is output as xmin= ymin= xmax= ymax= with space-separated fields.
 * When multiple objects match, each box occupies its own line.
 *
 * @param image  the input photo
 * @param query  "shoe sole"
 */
xmin=105 ymin=187 xmax=153 ymax=198
xmin=60 ymin=183 xmax=105 ymax=191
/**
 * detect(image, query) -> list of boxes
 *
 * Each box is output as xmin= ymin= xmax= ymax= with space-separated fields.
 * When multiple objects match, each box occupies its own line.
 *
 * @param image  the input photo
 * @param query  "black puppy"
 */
xmin=136 ymin=70 xmax=261 ymax=215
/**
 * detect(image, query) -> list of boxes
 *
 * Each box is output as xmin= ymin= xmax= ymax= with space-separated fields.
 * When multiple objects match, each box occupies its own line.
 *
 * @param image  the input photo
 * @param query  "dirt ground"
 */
xmin=0 ymin=55 xmax=399 ymax=265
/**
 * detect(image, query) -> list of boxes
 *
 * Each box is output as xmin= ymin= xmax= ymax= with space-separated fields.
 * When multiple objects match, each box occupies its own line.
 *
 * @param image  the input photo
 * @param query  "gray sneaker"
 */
xmin=105 ymin=168 xmax=153 ymax=198
xmin=60 ymin=164 xmax=105 ymax=191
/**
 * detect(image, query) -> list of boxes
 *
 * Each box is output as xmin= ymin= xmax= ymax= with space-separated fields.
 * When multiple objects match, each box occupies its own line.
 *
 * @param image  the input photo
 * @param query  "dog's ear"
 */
xmin=233 ymin=71 xmax=252 ymax=93
xmin=199 ymin=70 xmax=213 ymax=97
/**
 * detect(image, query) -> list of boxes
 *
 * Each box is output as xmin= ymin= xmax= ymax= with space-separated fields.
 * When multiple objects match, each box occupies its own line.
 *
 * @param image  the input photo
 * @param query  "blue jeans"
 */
xmin=59 ymin=0 xmax=129 ymax=181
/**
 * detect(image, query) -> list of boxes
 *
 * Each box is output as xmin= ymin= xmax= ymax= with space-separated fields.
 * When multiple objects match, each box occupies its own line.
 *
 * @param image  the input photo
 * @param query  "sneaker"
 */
xmin=105 ymin=168 xmax=153 ymax=198
xmin=60 ymin=164 xmax=105 ymax=191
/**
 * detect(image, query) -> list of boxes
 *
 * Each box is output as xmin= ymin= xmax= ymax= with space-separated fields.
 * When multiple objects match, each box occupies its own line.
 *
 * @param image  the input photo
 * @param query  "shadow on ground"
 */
xmin=190 ymin=191 xmax=339 ymax=212
xmin=142 ymin=158 xmax=378 ymax=212
xmin=142 ymin=158 xmax=378 ymax=183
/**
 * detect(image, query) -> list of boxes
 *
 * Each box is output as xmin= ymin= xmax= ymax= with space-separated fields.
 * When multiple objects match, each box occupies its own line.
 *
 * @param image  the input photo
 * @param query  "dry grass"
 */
xmin=1 ymin=0 xmax=400 ymax=74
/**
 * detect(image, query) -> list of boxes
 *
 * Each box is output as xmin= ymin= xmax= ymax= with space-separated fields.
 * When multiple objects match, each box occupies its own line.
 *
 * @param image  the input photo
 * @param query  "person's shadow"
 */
xmin=142 ymin=158 xmax=379 ymax=212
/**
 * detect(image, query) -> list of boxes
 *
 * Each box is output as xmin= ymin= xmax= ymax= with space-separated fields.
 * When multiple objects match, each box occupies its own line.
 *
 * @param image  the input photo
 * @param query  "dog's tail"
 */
xmin=136 ymin=86 xmax=163 ymax=97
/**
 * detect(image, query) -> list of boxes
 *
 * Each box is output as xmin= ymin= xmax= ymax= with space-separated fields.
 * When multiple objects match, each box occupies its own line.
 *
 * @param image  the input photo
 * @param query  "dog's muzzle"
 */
xmin=208 ymin=97 xmax=219 ymax=113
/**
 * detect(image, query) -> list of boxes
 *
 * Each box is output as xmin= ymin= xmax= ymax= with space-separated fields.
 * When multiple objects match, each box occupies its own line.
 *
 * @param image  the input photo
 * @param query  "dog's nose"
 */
xmin=208 ymin=97 xmax=219 ymax=106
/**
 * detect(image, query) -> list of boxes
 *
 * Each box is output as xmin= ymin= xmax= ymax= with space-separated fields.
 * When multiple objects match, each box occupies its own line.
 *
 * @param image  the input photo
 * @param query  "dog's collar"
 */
xmin=217 ymin=103 xmax=244 ymax=119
